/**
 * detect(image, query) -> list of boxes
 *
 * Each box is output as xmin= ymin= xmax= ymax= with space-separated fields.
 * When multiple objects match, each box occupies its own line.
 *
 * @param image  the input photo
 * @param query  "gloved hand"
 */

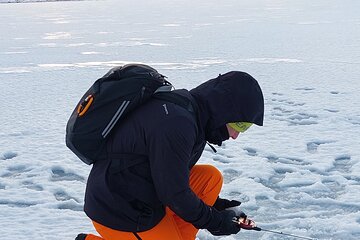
xmin=207 ymin=209 xmax=240 ymax=236
xmin=213 ymin=197 xmax=241 ymax=211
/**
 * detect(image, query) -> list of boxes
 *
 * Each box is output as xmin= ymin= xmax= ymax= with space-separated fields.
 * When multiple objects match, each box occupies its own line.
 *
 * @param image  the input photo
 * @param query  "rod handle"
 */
xmin=252 ymin=227 xmax=262 ymax=231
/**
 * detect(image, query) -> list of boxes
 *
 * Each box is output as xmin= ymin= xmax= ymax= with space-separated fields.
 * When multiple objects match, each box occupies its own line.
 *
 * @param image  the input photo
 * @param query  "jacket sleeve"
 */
xmin=147 ymin=116 xmax=222 ymax=229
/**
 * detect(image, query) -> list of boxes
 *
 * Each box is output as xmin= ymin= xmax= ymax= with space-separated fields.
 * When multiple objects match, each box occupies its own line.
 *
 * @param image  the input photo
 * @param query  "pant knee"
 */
xmin=193 ymin=164 xmax=223 ymax=186
xmin=190 ymin=165 xmax=223 ymax=204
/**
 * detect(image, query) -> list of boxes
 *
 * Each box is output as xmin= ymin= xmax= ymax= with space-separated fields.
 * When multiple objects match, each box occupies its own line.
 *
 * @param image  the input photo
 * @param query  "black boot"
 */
xmin=75 ymin=233 xmax=88 ymax=240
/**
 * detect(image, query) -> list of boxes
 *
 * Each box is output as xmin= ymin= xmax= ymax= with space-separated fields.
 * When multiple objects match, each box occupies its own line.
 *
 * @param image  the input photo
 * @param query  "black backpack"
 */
xmin=66 ymin=64 xmax=172 ymax=165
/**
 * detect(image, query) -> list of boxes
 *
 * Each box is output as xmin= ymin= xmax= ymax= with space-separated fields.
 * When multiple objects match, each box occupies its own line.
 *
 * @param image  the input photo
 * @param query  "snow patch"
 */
xmin=43 ymin=32 xmax=72 ymax=40
xmin=246 ymin=58 xmax=303 ymax=63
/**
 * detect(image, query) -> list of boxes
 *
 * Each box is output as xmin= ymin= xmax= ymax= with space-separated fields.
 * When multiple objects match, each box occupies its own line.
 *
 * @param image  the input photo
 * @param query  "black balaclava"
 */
xmin=190 ymin=71 xmax=264 ymax=146
xmin=206 ymin=125 xmax=229 ymax=146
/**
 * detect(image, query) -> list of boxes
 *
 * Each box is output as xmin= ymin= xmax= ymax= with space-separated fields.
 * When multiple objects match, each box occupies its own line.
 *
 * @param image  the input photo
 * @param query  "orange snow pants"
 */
xmin=86 ymin=164 xmax=223 ymax=240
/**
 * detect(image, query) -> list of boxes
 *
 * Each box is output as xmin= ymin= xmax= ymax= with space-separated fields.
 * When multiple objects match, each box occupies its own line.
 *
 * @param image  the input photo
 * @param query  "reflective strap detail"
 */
xmin=154 ymin=85 xmax=173 ymax=93
xmin=102 ymin=100 xmax=130 ymax=138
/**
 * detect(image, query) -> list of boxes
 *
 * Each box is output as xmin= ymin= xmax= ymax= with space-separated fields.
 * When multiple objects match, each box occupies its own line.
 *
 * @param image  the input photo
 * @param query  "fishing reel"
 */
xmin=231 ymin=211 xmax=260 ymax=231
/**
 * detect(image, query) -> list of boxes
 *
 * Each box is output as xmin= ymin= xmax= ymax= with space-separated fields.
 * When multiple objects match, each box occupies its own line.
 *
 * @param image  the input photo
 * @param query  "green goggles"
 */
xmin=228 ymin=122 xmax=253 ymax=133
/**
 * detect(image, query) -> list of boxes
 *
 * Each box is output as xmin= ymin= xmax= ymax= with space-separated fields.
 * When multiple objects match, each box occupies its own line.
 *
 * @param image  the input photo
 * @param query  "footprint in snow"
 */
xmin=265 ymin=155 xmax=279 ymax=161
xmin=288 ymin=112 xmax=318 ymax=126
xmin=255 ymin=195 xmax=275 ymax=208
xmin=324 ymin=108 xmax=339 ymax=113
xmin=222 ymin=168 xmax=242 ymax=184
xmin=257 ymin=174 xmax=284 ymax=192
xmin=57 ymin=200 xmax=83 ymax=211
xmin=271 ymin=108 xmax=317 ymax=126
xmin=215 ymin=147 xmax=235 ymax=159
xmin=271 ymin=167 xmax=294 ymax=186
xmin=267 ymin=155 xmax=310 ymax=166
xmin=227 ymin=191 xmax=250 ymax=203
xmin=22 ymin=181 xmax=44 ymax=191
xmin=0 ymin=199 xmax=38 ymax=208
xmin=294 ymin=87 xmax=315 ymax=91
xmin=306 ymin=140 xmax=334 ymax=153
xmin=1 ymin=165 xmax=31 ymax=178
xmin=50 ymin=167 xmax=85 ymax=182
xmin=272 ymin=106 xmax=293 ymax=114
xmin=0 ymin=151 xmax=18 ymax=160
xmin=270 ymin=95 xmax=320 ymax=126
xmin=271 ymin=98 xmax=306 ymax=107
xmin=243 ymin=147 xmax=257 ymax=157
xmin=212 ymin=155 xmax=231 ymax=164
xmin=347 ymin=116 xmax=360 ymax=126
xmin=54 ymin=189 xmax=79 ymax=203
xmin=321 ymin=179 xmax=345 ymax=199
xmin=330 ymin=154 xmax=352 ymax=173
xmin=274 ymin=167 xmax=294 ymax=175
xmin=344 ymin=175 xmax=360 ymax=185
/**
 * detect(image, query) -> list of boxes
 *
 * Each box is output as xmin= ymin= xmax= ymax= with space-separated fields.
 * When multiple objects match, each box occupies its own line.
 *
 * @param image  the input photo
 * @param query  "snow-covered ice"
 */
xmin=0 ymin=0 xmax=359 ymax=239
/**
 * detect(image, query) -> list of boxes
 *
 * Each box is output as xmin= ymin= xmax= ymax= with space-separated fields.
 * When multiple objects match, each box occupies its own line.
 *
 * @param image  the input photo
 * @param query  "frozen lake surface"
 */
xmin=0 ymin=0 xmax=360 ymax=239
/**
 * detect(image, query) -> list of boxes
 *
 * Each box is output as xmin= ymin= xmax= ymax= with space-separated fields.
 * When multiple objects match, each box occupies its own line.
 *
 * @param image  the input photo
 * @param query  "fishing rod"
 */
xmin=247 ymin=226 xmax=315 ymax=240
xmin=233 ymin=217 xmax=316 ymax=240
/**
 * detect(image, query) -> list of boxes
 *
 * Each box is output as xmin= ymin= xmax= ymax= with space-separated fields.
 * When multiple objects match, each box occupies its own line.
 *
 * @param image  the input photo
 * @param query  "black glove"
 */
xmin=207 ymin=209 xmax=240 ymax=236
xmin=213 ymin=197 xmax=241 ymax=211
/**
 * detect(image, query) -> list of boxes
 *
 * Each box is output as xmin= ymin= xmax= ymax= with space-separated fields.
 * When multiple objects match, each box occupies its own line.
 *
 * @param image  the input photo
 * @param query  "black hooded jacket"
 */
xmin=84 ymin=71 xmax=264 ymax=232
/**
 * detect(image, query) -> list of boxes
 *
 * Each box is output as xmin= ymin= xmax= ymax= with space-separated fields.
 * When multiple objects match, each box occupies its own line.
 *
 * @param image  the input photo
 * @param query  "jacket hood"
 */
xmin=190 ymin=71 xmax=264 ymax=134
